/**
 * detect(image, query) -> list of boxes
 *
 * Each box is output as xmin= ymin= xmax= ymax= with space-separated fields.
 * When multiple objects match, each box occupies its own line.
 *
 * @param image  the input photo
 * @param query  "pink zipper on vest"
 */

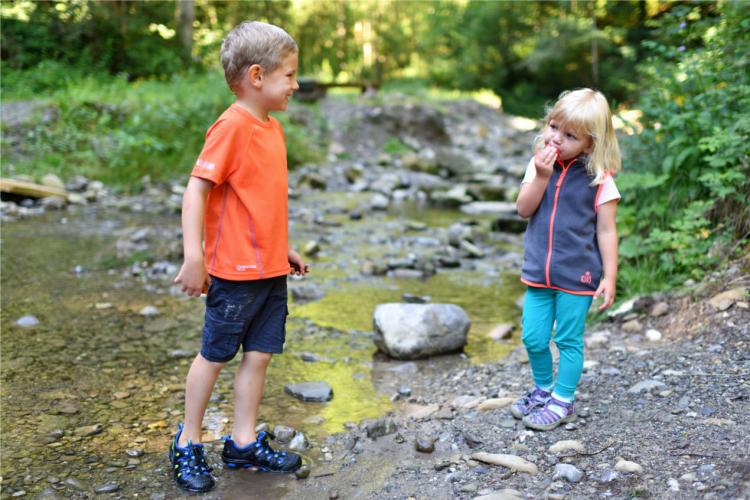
xmin=544 ymin=158 xmax=575 ymax=287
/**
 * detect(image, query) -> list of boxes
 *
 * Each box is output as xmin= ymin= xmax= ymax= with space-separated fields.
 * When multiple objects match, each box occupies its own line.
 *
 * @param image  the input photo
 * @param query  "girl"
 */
xmin=512 ymin=88 xmax=621 ymax=431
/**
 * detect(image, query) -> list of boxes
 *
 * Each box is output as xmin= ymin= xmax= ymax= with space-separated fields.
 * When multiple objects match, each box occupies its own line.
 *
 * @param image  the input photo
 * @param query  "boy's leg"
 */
xmin=551 ymin=291 xmax=593 ymax=400
xmin=521 ymin=287 xmax=556 ymax=390
xmin=231 ymin=350 xmax=272 ymax=447
xmin=179 ymin=353 xmax=226 ymax=447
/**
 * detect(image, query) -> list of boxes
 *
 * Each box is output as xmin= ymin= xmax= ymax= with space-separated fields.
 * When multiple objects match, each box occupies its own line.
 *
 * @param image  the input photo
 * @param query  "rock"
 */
xmin=490 ymin=215 xmax=527 ymax=234
xmin=303 ymin=240 xmax=321 ymax=256
xmin=599 ymin=469 xmax=619 ymax=482
xmin=373 ymin=303 xmax=470 ymax=359
xmin=299 ymin=352 xmax=335 ymax=363
xmin=139 ymin=306 xmax=160 ymax=316
xmin=113 ymin=392 xmax=130 ymax=400
xmin=284 ymin=381 xmax=333 ymax=402
xmin=608 ymin=297 xmax=637 ymax=318
xmin=126 ymin=448 xmax=144 ymax=457
xmin=16 ymin=315 xmax=40 ymax=328
xmin=585 ymin=330 xmax=610 ymax=348
xmin=63 ymin=478 xmax=87 ymax=491
xmin=615 ymin=459 xmax=643 ymax=474
xmin=363 ymin=417 xmax=397 ymax=439
xmin=708 ymin=287 xmax=747 ymax=310
xmin=554 ymin=463 xmax=584 ymax=482
xmin=74 ymin=424 xmax=104 ymax=437
xmin=94 ymin=483 xmax=120 ymax=494
xmin=168 ymin=349 xmax=193 ymax=358
xmin=295 ymin=465 xmax=311 ymax=479
xmin=471 ymin=453 xmax=538 ymax=474
xmin=370 ymin=193 xmax=390 ymax=210
xmin=402 ymin=293 xmax=431 ymax=304
xmin=300 ymin=172 xmax=327 ymax=190
xmin=288 ymin=432 xmax=309 ymax=450
xmin=291 ymin=284 xmax=325 ymax=303
xmin=650 ymin=301 xmax=669 ymax=317
xmin=415 ymin=433 xmax=437 ymax=453
xmin=622 ymin=319 xmax=642 ymax=333
xmin=463 ymin=431 xmax=483 ymax=448
xmin=41 ymin=174 xmax=65 ymax=190
xmin=645 ymin=329 xmax=662 ymax=341
xmin=431 ymin=185 xmax=473 ymax=206
xmin=488 ymin=323 xmax=515 ymax=341
xmin=273 ymin=425 xmax=296 ymax=443
xmin=628 ymin=379 xmax=666 ymax=394
xmin=329 ymin=490 xmax=339 ymax=500
xmin=452 ymin=395 xmax=484 ymax=409
xmin=40 ymin=196 xmax=66 ymax=210
xmin=549 ymin=440 xmax=585 ymax=454
xmin=403 ymin=403 xmax=439 ymax=419
xmin=472 ymin=491 xmax=524 ymax=500
xmin=478 ymin=398 xmax=515 ymax=411
xmin=460 ymin=240 xmax=485 ymax=258
xmin=447 ymin=223 xmax=474 ymax=246
xmin=460 ymin=201 xmax=517 ymax=217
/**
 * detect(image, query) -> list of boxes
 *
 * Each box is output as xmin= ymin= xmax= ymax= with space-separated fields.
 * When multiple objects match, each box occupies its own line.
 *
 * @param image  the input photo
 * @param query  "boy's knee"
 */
xmin=247 ymin=350 xmax=273 ymax=366
xmin=197 ymin=353 xmax=227 ymax=371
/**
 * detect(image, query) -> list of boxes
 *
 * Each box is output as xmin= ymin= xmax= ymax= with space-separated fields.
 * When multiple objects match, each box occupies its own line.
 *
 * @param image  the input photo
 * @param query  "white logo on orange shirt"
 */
xmin=196 ymin=159 xmax=215 ymax=170
xmin=236 ymin=264 xmax=257 ymax=271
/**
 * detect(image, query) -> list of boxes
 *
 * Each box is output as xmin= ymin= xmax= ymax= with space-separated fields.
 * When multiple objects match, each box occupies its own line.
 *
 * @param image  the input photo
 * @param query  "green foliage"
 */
xmin=382 ymin=137 xmax=411 ymax=155
xmin=1 ymin=71 xmax=324 ymax=190
xmin=618 ymin=2 xmax=750 ymax=295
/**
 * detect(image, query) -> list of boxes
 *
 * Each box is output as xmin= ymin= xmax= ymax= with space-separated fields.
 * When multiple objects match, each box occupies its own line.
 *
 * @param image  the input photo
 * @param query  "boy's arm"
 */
xmin=174 ymin=177 xmax=214 ymax=297
xmin=516 ymin=147 xmax=556 ymax=218
xmin=594 ymin=200 xmax=618 ymax=311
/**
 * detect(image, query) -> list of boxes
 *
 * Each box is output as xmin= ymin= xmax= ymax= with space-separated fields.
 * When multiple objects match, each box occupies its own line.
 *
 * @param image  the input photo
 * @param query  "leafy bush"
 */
xmin=1 ymin=70 xmax=324 ymax=190
xmin=618 ymin=3 xmax=750 ymax=295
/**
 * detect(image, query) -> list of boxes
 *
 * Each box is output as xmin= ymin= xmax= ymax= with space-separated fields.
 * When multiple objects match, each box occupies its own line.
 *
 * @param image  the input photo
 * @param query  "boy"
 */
xmin=169 ymin=21 xmax=306 ymax=493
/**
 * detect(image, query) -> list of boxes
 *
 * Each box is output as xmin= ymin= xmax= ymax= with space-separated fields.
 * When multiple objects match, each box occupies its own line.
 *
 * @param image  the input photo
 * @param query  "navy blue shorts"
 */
xmin=200 ymin=275 xmax=288 ymax=362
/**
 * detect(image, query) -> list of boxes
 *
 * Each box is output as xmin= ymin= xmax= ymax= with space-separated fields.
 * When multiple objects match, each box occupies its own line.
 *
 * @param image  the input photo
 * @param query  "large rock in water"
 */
xmin=373 ymin=303 xmax=470 ymax=359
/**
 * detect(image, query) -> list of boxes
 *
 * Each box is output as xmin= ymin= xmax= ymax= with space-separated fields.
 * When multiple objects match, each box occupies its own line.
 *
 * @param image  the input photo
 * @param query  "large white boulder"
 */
xmin=373 ymin=303 xmax=470 ymax=359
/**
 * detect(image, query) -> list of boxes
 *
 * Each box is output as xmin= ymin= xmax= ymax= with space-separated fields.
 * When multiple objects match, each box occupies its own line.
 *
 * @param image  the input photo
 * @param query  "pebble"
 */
xmin=139 ymin=306 xmax=160 ymax=316
xmin=622 ymin=319 xmax=643 ymax=332
xmin=329 ymin=490 xmax=339 ymax=499
xmin=16 ymin=315 xmax=40 ymax=327
xmin=549 ymin=440 xmax=584 ymax=454
xmin=295 ymin=465 xmax=311 ymax=479
xmin=488 ymin=323 xmax=515 ymax=341
xmin=478 ymin=398 xmax=515 ymax=411
xmin=471 ymin=452 xmax=538 ymax=474
xmin=288 ymin=432 xmax=309 ymax=451
xmin=416 ymin=433 xmax=437 ymax=453
xmin=615 ymin=459 xmax=643 ymax=473
xmin=64 ymin=477 xmax=87 ymax=491
xmin=273 ymin=425 xmax=296 ymax=443
xmin=472 ymin=488 xmax=524 ymax=500
xmin=94 ymin=483 xmax=120 ymax=494
xmin=74 ymin=424 xmax=103 ymax=437
xmin=628 ymin=379 xmax=666 ymax=393
xmin=645 ymin=329 xmax=663 ymax=341
xmin=554 ymin=463 xmax=584 ymax=482
xmin=651 ymin=302 xmax=669 ymax=317
xmin=599 ymin=469 xmax=619 ymax=482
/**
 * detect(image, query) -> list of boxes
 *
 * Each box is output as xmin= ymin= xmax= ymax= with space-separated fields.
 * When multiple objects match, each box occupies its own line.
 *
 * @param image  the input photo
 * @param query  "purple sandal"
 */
xmin=522 ymin=397 xmax=577 ymax=431
xmin=510 ymin=387 xmax=551 ymax=419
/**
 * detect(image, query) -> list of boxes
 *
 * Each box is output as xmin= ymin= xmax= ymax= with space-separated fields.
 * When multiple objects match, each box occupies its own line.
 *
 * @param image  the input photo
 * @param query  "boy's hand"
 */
xmin=534 ymin=145 xmax=558 ymax=179
xmin=288 ymin=249 xmax=309 ymax=276
xmin=174 ymin=258 xmax=210 ymax=297
xmin=593 ymin=277 xmax=616 ymax=311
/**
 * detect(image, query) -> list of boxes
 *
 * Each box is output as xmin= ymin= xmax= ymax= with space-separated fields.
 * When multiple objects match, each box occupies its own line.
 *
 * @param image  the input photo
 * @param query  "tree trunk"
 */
xmin=176 ymin=0 xmax=194 ymax=58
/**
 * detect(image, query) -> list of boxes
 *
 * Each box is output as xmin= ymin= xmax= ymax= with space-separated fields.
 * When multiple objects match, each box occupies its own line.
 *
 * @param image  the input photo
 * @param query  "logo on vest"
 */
xmin=236 ymin=264 xmax=257 ymax=271
xmin=580 ymin=271 xmax=592 ymax=284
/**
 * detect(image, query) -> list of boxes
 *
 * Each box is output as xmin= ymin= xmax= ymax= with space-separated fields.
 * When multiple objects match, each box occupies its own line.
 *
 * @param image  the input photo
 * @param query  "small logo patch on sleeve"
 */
xmin=196 ymin=159 xmax=216 ymax=170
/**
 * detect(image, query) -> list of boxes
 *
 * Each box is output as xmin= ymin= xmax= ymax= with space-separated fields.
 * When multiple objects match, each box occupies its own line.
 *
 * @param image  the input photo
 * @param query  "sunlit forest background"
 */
xmin=1 ymin=0 xmax=748 ymax=295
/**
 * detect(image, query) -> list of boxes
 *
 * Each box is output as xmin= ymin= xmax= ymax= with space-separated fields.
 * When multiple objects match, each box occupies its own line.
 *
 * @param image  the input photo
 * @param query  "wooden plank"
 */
xmin=0 ymin=177 xmax=68 ymax=200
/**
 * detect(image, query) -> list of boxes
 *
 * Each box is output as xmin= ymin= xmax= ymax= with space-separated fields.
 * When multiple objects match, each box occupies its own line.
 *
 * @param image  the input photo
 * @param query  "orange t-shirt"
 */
xmin=191 ymin=104 xmax=291 ymax=281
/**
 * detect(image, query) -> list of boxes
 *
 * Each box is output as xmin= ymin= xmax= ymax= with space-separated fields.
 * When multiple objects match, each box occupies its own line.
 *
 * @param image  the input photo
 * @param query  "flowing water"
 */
xmin=0 ymin=197 xmax=524 ymax=498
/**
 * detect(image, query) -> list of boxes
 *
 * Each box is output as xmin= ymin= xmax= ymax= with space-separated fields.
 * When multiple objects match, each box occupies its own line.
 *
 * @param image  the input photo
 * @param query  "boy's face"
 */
xmin=260 ymin=51 xmax=299 ymax=112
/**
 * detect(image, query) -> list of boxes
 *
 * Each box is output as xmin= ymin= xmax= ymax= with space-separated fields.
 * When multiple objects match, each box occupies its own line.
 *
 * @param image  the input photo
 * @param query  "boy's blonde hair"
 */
xmin=221 ymin=21 xmax=298 ymax=93
xmin=537 ymin=88 xmax=622 ymax=184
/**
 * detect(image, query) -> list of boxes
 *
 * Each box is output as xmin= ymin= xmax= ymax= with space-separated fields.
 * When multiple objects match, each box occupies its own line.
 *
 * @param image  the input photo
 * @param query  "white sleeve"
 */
xmin=521 ymin=158 xmax=536 ymax=184
xmin=596 ymin=177 xmax=621 ymax=206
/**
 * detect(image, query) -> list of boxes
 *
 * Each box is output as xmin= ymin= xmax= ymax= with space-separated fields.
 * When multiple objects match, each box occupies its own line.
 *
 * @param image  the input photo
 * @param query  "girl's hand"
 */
xmin=534 ymin=145 xmax=557 ymax=179
xmin=594 ymin=277 xmax=616 ymax=311
xmin=174 ymin=258 xmax=209 ymax=297
xmin=288 ymin=249 xmax=309 ymax=276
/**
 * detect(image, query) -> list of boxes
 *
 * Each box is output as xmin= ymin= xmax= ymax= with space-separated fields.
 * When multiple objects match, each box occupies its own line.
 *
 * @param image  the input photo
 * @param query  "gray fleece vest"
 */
xmin=521 ymin=156 xmax=602 ymax=294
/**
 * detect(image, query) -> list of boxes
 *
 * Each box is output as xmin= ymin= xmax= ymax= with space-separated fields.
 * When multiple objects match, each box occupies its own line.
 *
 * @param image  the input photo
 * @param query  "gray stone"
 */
xmin=373 ymin=303 xmax=470 ymax=359
xmin=273 ymin=425 xmax=296 ymax=443
xmin=63 ymin=478 xmax=87 ymax=491
xmin=139 ymin=306 xmax=160 ymax=317
xmin=554 ymin=463 xmax=584 ymax=482
xmin=415 ymin=433 xmax=437 ymax=453
xmin=16 ymin=315 xmax=40 ymax=328
xmin=628 ymin=379 xmax=666 ymax=394
xmin=650 ymin=302 xmax=669 ymax=317
xmin=460 ymin=201 xmax=517 ymax=217
xmin=295 ymin=465 xmax=311 ymax=479
xmin=288 ymin=432 xmax=309 ymax=451
xmin=363 ymin=417 xmax=397 ymax=439
xmin=291 ymin=284 xmax=325 ymax=303
xmin=370 ymin=193 xmax=390 ymax=210
xmin=94 ymin=483 xmax=120 ymax=494
xmin=284 ymin=381 xmax=333 ymax=402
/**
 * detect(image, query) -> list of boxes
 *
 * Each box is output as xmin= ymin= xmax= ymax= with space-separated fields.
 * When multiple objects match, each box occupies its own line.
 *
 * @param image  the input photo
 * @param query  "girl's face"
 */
xmin=543 ymin=119 xmax=593 ymax=161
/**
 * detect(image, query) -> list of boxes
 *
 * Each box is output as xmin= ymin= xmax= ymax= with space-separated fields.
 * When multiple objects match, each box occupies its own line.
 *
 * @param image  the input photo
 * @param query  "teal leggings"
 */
xmin=521 ymin=287 xmax=593 ymax=400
